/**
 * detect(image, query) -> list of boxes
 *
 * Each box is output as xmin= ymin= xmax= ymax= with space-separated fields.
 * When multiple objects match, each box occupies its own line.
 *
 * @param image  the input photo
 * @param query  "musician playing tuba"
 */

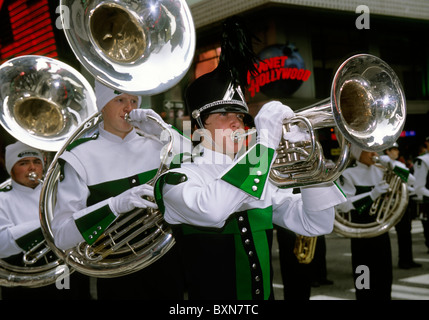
xmin=51 ymin=81 xmax=187 ymax=300
xmin=335 ymin=144 xmax=413 ymax=300
xmin=0 ymin=141 xmax=90 ymax=299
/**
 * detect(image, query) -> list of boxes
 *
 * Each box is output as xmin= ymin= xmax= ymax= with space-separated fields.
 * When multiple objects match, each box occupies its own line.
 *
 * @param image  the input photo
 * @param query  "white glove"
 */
xmin=109 ymin=184 xmax=157 ymax=215
xmin=128 ymin=109 xmax=168 ymax=138
xmin=283 ymin=124 xmax=310 ymax=143
xmin=254 ymin=101 xmax=294 ymax=149
xmin=378 ymin=155 xmax=394 ymax=168
xmin=370 ymin=181 xmax=390 ymax=200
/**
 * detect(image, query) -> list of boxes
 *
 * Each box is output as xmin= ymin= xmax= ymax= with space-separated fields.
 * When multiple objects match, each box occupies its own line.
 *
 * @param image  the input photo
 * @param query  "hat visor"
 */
xmin=206 ymin=105 xmax=254 ymax=127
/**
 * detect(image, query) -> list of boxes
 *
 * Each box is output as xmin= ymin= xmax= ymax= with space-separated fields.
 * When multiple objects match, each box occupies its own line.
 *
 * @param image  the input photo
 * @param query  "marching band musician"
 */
xmin=153 ymin=16 xmax=347 ymax=300
xmin=0 ymin=141 xmax=90 ymax=299
xmin=51 ymin=81 xmax=187 ymax=300
xmin=382 ymin=143 xmax=420 ymax=269
xmin=335 ymin=145 xmax=412 ymax=300
xmin=413 ymin=136 xmax=429 ymax=253
xmin=0 ymin=142 xmax=45 ymax=260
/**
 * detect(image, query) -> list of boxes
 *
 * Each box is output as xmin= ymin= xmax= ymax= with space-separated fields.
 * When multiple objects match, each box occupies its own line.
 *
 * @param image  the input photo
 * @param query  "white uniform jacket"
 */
xmin=52 ymin=123 xmax=165 ymax=251
xmin=336 ymin=157 xmax=414 ymax=214
xmin=0 ymin=181 xmax=42 ymax=258
xmin=414 ymin=153 xmax=429 ymax=200
xmin=158 ymin=144 xmax=346 ymax=235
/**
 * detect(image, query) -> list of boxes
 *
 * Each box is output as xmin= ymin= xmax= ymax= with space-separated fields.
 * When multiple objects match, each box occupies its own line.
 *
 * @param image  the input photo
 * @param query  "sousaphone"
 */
xmin=0 ymin=55 xmax=97 ymax=287
xmin=39 ymin=0 xmax=195 ymax=277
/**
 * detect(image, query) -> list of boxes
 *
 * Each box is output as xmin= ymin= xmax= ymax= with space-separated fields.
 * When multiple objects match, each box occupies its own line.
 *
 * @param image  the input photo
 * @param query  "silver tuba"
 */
xmin=268 ymin=54 xmax=406 ymax=188
xmin=60 ymin=0 xmax=196 ymax=95
xmin=39 ymin=0 xmax=195 ymax=277
xmin=0 ymin=55 xmax=97 ymax=287
xmin=333 ymin=156 xmax=409 ymax=238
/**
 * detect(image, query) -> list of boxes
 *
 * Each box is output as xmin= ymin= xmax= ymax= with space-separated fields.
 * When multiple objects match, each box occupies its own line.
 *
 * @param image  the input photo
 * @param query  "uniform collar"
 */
xmin=193 ymin=144 xmax=234 ymax=165
xmin=11 ymin=180 xmax=41 ymax=193
xmin=99 ymin=122 xmax=138 ymax=143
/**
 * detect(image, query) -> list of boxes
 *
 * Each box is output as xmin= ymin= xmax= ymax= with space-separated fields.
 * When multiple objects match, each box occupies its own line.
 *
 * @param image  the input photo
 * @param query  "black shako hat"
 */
xmin=185 ymin=16 xmax=259 ymax=129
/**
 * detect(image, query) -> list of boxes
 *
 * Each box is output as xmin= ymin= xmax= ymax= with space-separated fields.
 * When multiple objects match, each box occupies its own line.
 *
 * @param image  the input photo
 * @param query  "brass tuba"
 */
xmin=38 ymin=0 xmax=195 ymax=277
xmin=269 ymin=54 xmax=406 ymax=188
xmin=0 ymin=55 xmax=97 ymax=287
xmin=333 ymin=156 xmax=409 ymax=238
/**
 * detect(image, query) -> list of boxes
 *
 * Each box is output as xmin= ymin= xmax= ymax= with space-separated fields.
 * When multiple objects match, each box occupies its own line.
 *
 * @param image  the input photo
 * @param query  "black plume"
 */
xmin=218 ymin=16 xmax=260 ymax=91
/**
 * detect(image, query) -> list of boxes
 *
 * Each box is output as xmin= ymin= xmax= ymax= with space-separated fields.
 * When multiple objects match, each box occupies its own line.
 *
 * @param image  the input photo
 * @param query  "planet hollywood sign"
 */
xmin=247 ymin=44 xmax=312 ymax=98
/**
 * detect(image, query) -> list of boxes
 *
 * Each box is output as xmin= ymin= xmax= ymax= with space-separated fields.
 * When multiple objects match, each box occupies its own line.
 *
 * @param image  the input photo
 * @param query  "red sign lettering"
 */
xmin=247 ymin=56 xmax=312 ymax=98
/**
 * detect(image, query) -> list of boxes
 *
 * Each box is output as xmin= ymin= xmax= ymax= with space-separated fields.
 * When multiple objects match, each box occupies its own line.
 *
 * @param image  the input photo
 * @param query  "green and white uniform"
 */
xmin=155 ymin=143 xmax=346 ymax=300
xmin=52 ymin=123 xmax=164 ymax=250
xmin=0 ymin=181 xmax=43 ymax=258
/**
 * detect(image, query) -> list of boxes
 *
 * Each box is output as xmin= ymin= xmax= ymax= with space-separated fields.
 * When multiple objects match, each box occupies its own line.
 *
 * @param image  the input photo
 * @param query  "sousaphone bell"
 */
xmin=0 ymin=55 xmax=97 ymax=287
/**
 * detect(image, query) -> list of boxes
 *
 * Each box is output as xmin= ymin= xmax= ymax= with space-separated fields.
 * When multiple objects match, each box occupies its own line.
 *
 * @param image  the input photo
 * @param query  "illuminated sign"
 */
xmin=0 ymin=0 xmax=58 ymax=63
xmin=400 ymin=130 xmax=416 ymax=137
xmin=247 ymin=44 xmax=311 ymax=98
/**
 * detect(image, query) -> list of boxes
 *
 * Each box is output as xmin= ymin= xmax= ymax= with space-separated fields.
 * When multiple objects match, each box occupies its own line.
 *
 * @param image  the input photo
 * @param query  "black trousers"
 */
xmin=276 ymin=227 xmax=312 ymax=300
xmin=395 ymin=203 xmax=415 ymax=264
xmin=96 ymin=244 xmax=185 ymax=300
xmin=351 ymin=233 xmax=392 ymax=300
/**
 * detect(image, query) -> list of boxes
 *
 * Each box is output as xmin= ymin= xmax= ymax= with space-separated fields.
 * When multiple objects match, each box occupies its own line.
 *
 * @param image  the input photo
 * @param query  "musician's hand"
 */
xmin=283 ymin=124 xmax=310 ymax=143
xmin=370 ymin=181 xmax=390 ymax=200
xmin=377 ymin=155 xmax=394 ymax=168
xmin=128 ymin=109 xmax=168 ymax=137
xmin=108 ymin=184 xmax=157 ymax=215
xmin=254 ymin=101 xmax=294 ymax=149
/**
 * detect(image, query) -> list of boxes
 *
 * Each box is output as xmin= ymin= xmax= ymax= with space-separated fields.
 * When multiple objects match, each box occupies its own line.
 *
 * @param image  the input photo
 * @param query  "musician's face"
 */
xmin=11 ymin=157 xmax=43 ymax=189
xmin=202 ymin=112 xmax=246 ymax=157
xmin=386 ymin=147 xmax=399 ymax=160
xmin=102 ymin=94 xmax=139 ymax=139
xmin=359 ymin=150 xmax=378 ymax=166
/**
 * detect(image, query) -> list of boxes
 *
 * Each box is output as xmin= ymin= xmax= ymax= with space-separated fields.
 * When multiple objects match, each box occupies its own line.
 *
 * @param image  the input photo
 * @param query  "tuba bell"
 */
xmin=0 ymin=55 xmax=97 ymax=287
xmin=268 ymin=54 xmax=406 ymax=188
xmin=39 ymin=0 xmax=195 ymax=278
xmin=60 ymin=0 xmax=196 ymax=95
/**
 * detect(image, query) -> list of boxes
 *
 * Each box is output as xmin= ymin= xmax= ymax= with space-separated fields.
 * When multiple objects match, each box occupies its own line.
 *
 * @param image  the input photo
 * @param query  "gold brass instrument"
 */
xmin=334 ymin=156 xmax=409 ymax=238
xmin=268 ymin=54 xmax=406 ymax=188
xmin=0 ymin=55 xmax=97 ymax=287
xmin=40 ymin=114 xmax=177 ymax=277
xmin=38 ymin=0 xmax=195 ymax=277
xmin=293 ymin=235 xmax=317 ymax=264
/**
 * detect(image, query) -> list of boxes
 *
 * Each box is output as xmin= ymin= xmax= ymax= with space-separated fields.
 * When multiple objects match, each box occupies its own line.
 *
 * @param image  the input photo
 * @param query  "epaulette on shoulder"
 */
xmin=0 ymin=185 xmax=12 ymax=192
xmin=66 ymin=133 xmax=99 ymax=152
